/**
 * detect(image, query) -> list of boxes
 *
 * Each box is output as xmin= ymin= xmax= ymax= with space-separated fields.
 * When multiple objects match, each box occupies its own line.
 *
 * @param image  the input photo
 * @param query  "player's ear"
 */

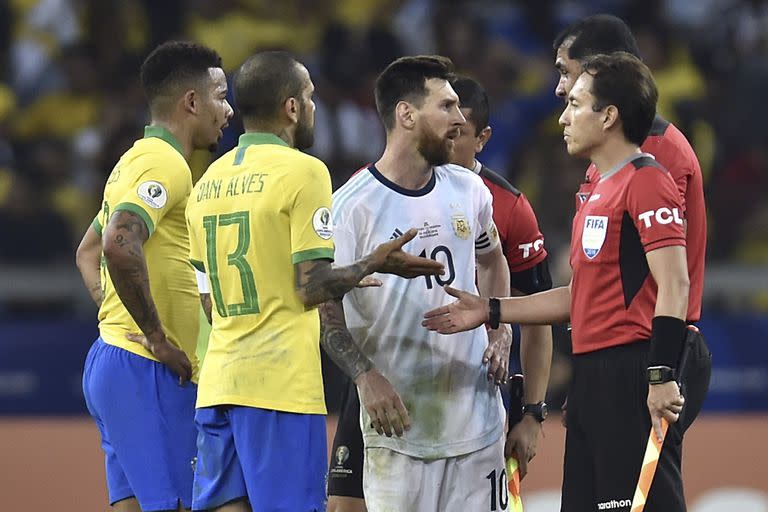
xmin=183 ymin=89 xmax=197 ymax=114
xmin=396 ymin=101 xmax=415 ymax=130
xmin=284 ymin=97 xmax=299 ymax=124
xmin=603 ymin=105 xmax=619 ymax=131
xmin=476 ymin=126 xmax=492 ymax=153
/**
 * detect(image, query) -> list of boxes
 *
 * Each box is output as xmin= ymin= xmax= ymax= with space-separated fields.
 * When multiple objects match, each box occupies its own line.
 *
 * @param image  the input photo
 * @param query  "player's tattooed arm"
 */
xmin=294 ymin=228 xmax=444 ymax=308
xmin=200 ymin=293 xmax=212 ymax=325
xmin=102 ymin=210 xmax=162 ymax=336
xmin=320 ymin=298 xmax=411 ymax=437
xmin=294 ymin=259 xmax=373 ymax=307
xmin=104 ymin=209 xmax=192 ymax=382
xmin=76 ymin=224 xmax=104 ymax=307
xmin=318 ymin=299 xmax=373 ymax=380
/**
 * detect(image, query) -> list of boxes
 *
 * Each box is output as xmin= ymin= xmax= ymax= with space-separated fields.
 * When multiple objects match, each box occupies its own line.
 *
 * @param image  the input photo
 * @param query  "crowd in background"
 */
xmin=0 ymin=0 xmax=766 ymax=319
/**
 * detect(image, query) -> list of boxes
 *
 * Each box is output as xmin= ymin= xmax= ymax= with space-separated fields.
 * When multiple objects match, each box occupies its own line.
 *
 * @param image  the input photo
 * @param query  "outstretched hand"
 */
xmin=422 ymin=286 xmax=489 ymax=334
xmin=372 ymin=228 xmax=445 ymax=278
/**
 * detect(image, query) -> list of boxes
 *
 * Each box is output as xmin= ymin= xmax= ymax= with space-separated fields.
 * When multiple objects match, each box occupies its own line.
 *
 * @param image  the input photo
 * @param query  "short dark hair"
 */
xmin=451 ymin=76 xmax=489 ymax=136
xmin=583 ymin=52 xmax=657 ymax=146
xmin=553 ymin=14 xmax=640 ymax=61
xmin=374 ymin=55 xmax=455 ymax=130
xmin=139 ymin=41 xmax=222 ymax=104
xmin=234 ymin=51 xmax=305 ymax=122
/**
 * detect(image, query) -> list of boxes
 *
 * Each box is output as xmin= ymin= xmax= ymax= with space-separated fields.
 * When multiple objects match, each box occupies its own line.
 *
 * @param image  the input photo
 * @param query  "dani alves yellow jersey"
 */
xmin=94 ymin=126 xmax=200 ymax=378
xmin=187 ymin=132 xmax=334 ymax=413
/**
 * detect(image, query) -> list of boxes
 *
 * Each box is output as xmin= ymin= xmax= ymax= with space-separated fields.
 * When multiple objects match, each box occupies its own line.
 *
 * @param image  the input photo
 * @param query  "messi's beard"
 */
xmin=417 ymin=126 xmax=451 ymax=166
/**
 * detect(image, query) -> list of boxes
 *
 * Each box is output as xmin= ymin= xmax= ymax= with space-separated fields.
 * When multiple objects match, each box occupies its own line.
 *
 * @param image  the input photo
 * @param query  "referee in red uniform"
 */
xmin=553 ymin=14 xmax=707 ymax=330
xmin=423 ymin=52 xmax=711 ymax=512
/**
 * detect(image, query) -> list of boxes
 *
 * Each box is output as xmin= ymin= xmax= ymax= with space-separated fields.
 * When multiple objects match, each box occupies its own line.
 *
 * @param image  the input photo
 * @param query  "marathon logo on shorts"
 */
xmin=637 ymin=207 xmax=683 ymax=228
xmin=597 ymin=498 xmax=632 ymax=510
xmin=582 ymin=215 xmax=608 ymax=259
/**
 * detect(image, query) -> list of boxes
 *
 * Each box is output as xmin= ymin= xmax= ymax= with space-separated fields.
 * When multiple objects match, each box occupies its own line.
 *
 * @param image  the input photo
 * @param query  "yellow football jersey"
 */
xmin=94 ymin=126 xmax=200 ymax=378
xmin=187 ymin=132 xmax=334 ymax=414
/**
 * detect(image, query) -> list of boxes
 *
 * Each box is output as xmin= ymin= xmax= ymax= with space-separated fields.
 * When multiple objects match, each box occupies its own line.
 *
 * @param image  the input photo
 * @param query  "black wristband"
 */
xmin=648 ymin=316 xmax=687 ymax=368
xmin=488 ymin=298 xmax=501 ymax=329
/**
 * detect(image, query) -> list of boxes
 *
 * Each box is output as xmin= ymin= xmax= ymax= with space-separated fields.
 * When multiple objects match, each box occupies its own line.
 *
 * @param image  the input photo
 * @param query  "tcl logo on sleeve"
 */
xmin=518 ymin=239 xmax=544 ymax=258
xmin=637 ymin=207 xmax=683 ymax=228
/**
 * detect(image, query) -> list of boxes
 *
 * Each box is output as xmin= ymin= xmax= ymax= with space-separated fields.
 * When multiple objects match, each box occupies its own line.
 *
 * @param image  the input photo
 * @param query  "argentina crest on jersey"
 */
xmin=582 ymin=215 xmax=608 ymax=259
xmin=451 ymin=213 xmax=471 ymax=240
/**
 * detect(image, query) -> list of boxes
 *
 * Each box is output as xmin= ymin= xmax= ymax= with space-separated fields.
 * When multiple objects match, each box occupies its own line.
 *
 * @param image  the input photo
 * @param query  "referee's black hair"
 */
xmin=234 ymin=51 xmax=305 ymax=122
xmin=375 ymin=55 xmax=455 ymax=131
xmin=584 ymin=52 xmax=657 ymax=146
xmin=451 ymin=76 xmax=490 ymax=136
xmin=553 ymin=14 xmax=641 ymax=61
xmin=140 ymin=41 xmax=222 ymax=106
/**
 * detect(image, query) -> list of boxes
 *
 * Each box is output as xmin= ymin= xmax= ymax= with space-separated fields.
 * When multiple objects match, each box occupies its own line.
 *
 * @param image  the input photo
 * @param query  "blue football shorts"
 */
xmin=192 ymin=405 xmax=327 ymax=511
xmin=82 ymin=337 xmax=198 ymax=511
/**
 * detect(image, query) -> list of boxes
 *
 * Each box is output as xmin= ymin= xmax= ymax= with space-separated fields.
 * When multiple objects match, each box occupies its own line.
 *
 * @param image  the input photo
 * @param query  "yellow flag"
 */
xmin=506 ymin=457 xmax=524 ymax=511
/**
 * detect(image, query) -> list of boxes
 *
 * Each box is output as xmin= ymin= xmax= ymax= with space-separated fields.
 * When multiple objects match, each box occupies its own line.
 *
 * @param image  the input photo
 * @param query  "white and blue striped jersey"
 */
xmin=333 ymin=163 xmax=504 ymax=459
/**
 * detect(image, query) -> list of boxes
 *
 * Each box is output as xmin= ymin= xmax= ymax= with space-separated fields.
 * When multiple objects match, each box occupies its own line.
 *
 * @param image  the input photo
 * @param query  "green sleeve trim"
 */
xmin=189 ymin=259 xmax=206 ymax=272
xmin=291 ymin=247 xmax=334 ymax=264
xmin=113 ymin=202 xmax=156 ymax=235
xmin=92 ymin=217 xmax=103 ymax=236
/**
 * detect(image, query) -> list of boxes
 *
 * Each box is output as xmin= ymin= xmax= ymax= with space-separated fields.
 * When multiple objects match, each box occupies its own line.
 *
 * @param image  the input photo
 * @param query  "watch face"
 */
xmin=525 ymin=402 xmax=548 ymax=422
xmin=649 ymin=368 xmax=662 ymax=382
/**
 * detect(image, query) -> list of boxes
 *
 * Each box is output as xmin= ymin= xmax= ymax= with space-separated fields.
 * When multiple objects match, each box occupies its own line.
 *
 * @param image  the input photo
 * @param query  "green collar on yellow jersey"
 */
xmin=144 ymin=125 xmax=184 ymax=157
xmin=237 ymin=132 xmax=290 ymax=148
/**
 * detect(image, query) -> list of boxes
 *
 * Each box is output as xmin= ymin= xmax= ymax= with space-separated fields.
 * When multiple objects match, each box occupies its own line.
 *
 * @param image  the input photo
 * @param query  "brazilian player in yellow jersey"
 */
xmin=187 ymin=51 xmax=445 ymax=512
xmin=75 ymin=42 xmax=233 ymax=512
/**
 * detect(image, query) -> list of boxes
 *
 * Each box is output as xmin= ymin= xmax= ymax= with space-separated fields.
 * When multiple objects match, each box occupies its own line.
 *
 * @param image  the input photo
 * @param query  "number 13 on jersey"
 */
xmin=202 ymin=211 xmax=260 ymax=317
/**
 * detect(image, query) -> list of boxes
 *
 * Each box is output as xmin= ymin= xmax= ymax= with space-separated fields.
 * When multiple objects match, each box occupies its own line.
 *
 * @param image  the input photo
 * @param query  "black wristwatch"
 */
xmin=647 ymin=365 xmax=676 ymax=385
xmin=523 ymin=401 xmax=548 ymax=422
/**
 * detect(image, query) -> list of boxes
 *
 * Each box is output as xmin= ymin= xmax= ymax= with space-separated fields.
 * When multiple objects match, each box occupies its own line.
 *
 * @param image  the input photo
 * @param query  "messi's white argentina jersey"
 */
xmin=333 ymin=164 xmax=505 ymax=458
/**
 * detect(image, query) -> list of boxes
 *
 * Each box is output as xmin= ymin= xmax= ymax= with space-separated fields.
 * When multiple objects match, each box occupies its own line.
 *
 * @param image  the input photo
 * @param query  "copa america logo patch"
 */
xmin=335 ymin=445 xmax=350 ymax=466
xmin=582 ymin=215 xmax=608 ymax=259
xmin=312 ymin=207 xmax=333 ymax=239
xmin=137 ymin=181 xmax=168 ymax=209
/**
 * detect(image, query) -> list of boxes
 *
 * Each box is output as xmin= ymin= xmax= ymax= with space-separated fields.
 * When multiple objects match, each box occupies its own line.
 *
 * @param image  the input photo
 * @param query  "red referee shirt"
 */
xmin=570 ymin=154 xmax=686 ymax=354
xmin=475 ymin=162 xmax=548 ymax=276
xmin=575 ymin=116 xmax=705 ymax=322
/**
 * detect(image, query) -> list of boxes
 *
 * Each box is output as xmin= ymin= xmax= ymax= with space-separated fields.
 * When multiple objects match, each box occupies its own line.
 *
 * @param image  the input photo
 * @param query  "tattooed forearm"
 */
xmin=200 ymin=293 xmax=212 ymax=324
xmin=102 ymin=210 xmax=164 ymax=339
xmin=294 ymin=258 xmax=374 ymax=307
xmin=319 ymin=299 xmax=373 ymax=380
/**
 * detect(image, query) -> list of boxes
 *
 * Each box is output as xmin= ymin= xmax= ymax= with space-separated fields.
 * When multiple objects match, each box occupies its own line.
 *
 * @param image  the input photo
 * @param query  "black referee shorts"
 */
xmin=561 ymin=331 xmax=711 ymax=512
xmin=328 ymin=379 xmax=365 ymax=499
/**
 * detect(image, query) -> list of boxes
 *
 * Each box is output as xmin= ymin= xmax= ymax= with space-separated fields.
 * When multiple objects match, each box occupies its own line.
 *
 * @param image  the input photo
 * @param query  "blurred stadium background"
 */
xmin=0 ymin=0 xmax=766 ymax=510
